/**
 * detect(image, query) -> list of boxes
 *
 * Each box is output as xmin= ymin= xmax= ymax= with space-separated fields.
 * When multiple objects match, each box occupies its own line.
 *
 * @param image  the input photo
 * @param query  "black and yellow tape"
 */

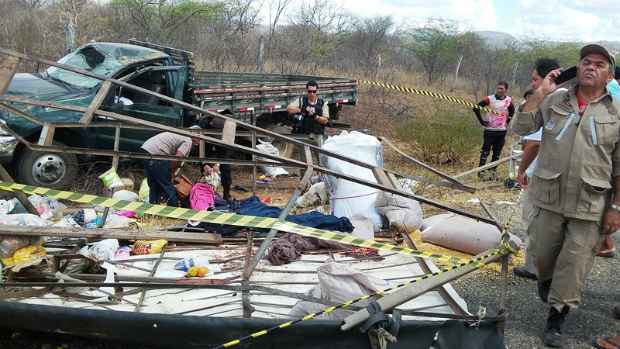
xmin=212 ymin=244 xmax=514 ymax=349
xmin=358 ymin=80 xmax=496 ymax=114
xmin=0 ymin=182 xmax=470 ymax=266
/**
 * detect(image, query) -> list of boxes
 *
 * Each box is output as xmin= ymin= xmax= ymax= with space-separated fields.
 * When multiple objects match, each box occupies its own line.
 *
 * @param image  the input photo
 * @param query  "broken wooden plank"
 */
xmin=0 ymin=225 xmax=223 ymax=244
xmin=453 ymin=154 xmax=520 ymax=179
xmin=304 ymin=145 xmax=313 ymax=165
xmin=37 ymin=123 xmax=55 ymax=146
xmin=222 ymin=119 xmax=237 ymax=144
xmin=372 ymin=167 xmax=394 ymax=189
xmin=380 ymin=137 xmax=475 ymax=193
xmin=0 ymin=55 xmax=19 ymax=95
xmin=80 ymin=80 xmax=113 ymax=124
xmin=0 ymin=165 xmax=39 ymax=215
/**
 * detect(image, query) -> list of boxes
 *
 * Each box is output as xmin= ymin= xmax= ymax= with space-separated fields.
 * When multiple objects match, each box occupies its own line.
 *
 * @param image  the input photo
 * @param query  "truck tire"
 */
xmin=15 ymin=146 xmax=78 ymax=189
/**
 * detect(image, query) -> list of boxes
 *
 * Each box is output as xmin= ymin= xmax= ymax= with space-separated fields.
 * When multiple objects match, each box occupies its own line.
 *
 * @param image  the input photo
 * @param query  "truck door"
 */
xmin=96 ymin=66 xmax=186 ymax=152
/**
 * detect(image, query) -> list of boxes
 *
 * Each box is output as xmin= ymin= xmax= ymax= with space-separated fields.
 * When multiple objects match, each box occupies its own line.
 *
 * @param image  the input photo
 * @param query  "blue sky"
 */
xmin=296 ymin=0 xmax=620 ymax=42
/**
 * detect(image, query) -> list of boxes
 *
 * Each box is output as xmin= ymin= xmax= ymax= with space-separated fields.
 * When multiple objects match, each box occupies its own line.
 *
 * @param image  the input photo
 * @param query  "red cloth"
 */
xmin=577 ymin=93 xmax=587 ymax=113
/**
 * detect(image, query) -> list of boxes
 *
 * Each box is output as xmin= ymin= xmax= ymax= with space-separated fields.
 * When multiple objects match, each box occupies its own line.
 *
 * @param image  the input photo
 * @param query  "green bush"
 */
xmin=396 ymin=106 xmax=482 ymax=165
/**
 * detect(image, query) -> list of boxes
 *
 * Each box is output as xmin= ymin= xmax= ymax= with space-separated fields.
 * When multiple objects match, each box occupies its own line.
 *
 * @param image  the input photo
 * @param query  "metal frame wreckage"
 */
xmin=0 ymin=46 xmax=517 ymax=349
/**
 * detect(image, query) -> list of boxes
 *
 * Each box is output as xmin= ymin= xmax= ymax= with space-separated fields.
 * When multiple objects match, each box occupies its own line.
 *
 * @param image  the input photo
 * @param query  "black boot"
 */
xmin=544 ymin=306 xmax=569 ymax=348
xmin=538 ymin=279 xmax=552 ymax=303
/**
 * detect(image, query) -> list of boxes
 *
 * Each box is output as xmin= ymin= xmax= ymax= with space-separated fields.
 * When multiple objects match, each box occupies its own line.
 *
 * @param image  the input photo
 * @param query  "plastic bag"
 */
xmin=113 ymin=246 xmax=132 ymax=259
xmin=0 ymin=199 xmax=16 ymax=215
xmin=321 ymin=131 xmax=383 ymax=231
xmin=79 ymin=239 xmax=120 ymax=262
xmin=133 ymin=239 xmax=167 ymax=255
xmin=1 ymin=245 xmax=47 ymax=271
xmin=256 ymin=140 xmax=289 ymax=177
xmin=99 ymin=168 xmax=124 ymax=190
xmin=28 ymin=195 xmax=65 ymax=220
xmin=138 ymin=178 xmax=150 ymax=202
xmin=0 ymin=236 xmax=40 ymax=258
xmin=175 ymin=256 xmax=211 ymax=271
xmin=0 ymin=213 xmax=50 ymax=227
xmin=112 ymin=190 xmax=139 ymax=202
xmin=296 ymin=182 xmax=329 ymax=208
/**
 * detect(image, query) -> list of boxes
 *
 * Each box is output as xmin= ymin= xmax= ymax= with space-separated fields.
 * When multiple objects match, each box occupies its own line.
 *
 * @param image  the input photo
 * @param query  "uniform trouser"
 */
xmin=479 ymin=130 xmax=507 ymax=169
xmin=520 ymin=189 xmax=538 ymax=276
xmin=528 ymin=207 xmax=603 ymax=311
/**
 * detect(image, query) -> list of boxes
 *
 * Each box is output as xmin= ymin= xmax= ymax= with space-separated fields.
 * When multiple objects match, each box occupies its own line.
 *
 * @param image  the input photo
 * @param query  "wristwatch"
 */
xmin=609 ymin=203 xmax=620 ymax=213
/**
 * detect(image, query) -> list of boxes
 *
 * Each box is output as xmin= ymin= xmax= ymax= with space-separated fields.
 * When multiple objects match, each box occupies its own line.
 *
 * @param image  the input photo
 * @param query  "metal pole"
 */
xmin=243 ymin=167 xmax=313 ymax=279
xmin=340 ymin=246 xmax=511 ymax=331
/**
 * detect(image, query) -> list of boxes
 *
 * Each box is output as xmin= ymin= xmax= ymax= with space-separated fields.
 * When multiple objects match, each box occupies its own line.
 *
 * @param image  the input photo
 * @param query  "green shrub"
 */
xmin=396 ymin=106 xmax=482 ymax=165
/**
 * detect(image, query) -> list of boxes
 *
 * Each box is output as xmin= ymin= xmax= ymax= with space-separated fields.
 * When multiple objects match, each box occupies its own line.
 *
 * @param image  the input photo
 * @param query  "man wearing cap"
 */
xmin=512 ymin=44 xmax=620 ymax=347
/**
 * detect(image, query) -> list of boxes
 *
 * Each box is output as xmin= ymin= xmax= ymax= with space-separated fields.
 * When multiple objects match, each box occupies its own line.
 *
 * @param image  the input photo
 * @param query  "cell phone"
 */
xmin=554 ymin=66 xmax=577 ymax=85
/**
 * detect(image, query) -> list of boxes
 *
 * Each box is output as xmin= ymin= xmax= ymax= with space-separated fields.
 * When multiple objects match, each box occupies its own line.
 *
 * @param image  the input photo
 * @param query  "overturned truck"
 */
xmin=0 ymin=44 xmax=514 ymax=349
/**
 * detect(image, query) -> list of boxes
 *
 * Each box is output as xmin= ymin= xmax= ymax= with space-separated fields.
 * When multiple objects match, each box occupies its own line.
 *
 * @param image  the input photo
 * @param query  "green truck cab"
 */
xmin=0 ymin=40 xmax=357 ymax=188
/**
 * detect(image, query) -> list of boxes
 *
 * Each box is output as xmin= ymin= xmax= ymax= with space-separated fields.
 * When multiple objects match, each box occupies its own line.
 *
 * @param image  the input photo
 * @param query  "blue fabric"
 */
xmin=237 ymin=196 xmax=354 ymax=232
xmin=607 ymin=79 xmax=620 ymax=100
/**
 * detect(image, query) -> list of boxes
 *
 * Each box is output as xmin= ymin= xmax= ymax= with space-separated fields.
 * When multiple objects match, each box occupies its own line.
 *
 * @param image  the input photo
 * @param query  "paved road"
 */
xmin=453 ymin=227 xmax=620 ymax=349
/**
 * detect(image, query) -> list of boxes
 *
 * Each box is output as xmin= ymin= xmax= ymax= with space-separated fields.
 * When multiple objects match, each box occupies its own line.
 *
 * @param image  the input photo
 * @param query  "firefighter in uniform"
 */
xmin=512 ymin=44 xmax=620 ymax=347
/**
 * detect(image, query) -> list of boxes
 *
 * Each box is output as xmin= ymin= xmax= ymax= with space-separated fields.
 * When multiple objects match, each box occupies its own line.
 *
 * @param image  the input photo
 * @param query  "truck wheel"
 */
xmin=15 ymin=147 xmax=78 ymax=189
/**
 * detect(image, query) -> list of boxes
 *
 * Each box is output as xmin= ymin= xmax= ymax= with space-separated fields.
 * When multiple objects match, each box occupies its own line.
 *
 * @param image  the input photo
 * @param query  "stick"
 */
xmin=0 ymin=225 xmax=222 ymax=244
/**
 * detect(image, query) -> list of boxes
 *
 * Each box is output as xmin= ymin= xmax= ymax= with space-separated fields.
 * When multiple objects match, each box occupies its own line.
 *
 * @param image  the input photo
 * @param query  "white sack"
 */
xmin=321 ymin=131 xmax=383 ymax=231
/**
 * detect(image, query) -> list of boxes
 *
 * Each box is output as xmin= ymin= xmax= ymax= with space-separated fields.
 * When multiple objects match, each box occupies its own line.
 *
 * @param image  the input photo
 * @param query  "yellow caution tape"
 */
xmin=0 ymin=182 xmax=470 ymax=266
xmin=358 ymin=80 xmax=498 ymax=114
xmin=212 ymin=245 xmax=513 ymax=349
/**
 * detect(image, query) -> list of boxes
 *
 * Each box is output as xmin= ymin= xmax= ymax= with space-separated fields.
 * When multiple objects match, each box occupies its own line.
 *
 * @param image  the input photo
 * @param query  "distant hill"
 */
xmin=474 ymin=31 xmax=517 ymax=49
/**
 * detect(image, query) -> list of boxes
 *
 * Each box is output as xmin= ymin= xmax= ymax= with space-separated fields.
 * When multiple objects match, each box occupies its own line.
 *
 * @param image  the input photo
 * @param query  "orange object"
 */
xmin=261 ymin=196 xmax=272 ymax=204
xmin=174 ymin=175 xmax=193 ymax=200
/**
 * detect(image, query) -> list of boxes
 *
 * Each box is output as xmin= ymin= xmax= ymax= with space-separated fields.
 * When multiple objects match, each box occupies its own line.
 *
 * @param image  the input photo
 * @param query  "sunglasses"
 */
xmin=307 ymin=90 xmax=317 ymax=93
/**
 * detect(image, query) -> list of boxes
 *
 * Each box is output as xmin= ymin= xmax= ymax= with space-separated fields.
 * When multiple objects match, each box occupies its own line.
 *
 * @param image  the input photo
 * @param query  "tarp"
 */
xmin=0 ymin=301 xmax=505 ymax=349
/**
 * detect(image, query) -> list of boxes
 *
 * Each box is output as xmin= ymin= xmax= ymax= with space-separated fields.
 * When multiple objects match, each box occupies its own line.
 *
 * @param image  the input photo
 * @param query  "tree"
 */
xmin=403 ymin=19 xmax=459 ymax=84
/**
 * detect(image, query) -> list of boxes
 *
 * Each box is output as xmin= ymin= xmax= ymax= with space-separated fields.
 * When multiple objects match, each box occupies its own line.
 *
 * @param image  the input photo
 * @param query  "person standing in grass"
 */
xmin=472 ymin=81 xmax=515 ymax=180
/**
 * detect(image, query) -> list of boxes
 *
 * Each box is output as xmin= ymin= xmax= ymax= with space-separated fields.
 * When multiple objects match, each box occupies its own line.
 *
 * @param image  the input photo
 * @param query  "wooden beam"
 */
xmin=304 ymin=145 xmax=313 ymax=165
xmin=80 ymin=80 xmax=112 ymax=124
xmin=0 ymin=225 xmax=223 ymax=244
xmin=222 ymin=119 xmax=237 ymax=144
xmin=380 ymin=137 xmax=475 ymax=193
xmin=0 ymin=55 xmax=19 ymax=95
xmin=453 ymin=154 xmax=520 ymax=179
xmin=372 ymin=167 xmax=394 ymax=189
xmin=37 ymin=123 xmax=55 ymax=146
xmin=0 ymin=165 xmax=39 ymax=215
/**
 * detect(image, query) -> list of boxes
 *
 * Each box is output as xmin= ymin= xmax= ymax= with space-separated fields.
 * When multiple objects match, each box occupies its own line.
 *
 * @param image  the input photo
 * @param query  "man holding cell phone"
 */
xmin=512 ymin=44 xmax=620 ymax=348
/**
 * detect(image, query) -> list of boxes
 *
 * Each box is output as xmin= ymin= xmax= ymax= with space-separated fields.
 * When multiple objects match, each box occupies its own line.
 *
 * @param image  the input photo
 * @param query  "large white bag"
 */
xmin=256 ymin=140 xmax=289 ymax=177
xmin=421 ymin=213 xmax=522 ymax=255
xmin=289 ymin=262 xmax=388 ymax=320
xmin=376 ymin=177 xmax=423 ymax=231
xmin=321 ymin=131 xmax=383 ymax=232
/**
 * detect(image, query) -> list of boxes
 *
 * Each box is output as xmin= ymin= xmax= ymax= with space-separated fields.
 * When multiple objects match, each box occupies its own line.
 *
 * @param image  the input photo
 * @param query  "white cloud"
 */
xmin=258 ymin=0 xmax=620 ymax=42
